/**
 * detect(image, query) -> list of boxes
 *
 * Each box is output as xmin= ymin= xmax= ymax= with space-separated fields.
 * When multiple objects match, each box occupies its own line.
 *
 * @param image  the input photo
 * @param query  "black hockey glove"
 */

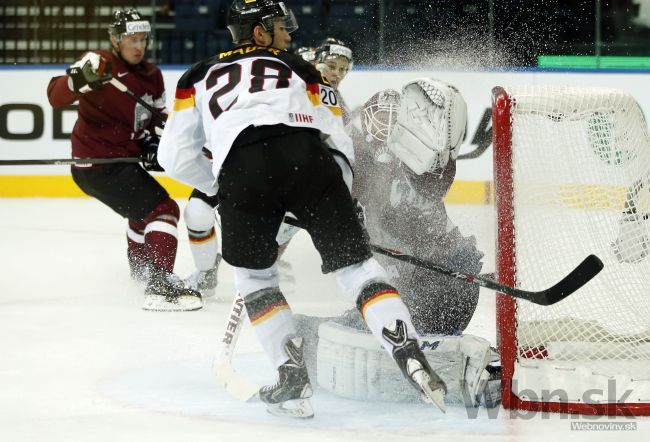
xmin=141 ymin=135 xmax=164 ymax=172
xmin=66 ymin=53 xmax=112 ymax=94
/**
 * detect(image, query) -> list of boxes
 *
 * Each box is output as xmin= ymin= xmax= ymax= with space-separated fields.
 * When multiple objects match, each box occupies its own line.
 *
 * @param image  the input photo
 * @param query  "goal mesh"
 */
xmin=493 ymin=85 xmax=650 ymax=415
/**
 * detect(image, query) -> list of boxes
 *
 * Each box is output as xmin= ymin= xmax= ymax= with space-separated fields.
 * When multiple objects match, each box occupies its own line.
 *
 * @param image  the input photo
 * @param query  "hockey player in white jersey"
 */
xmin=158 ymin=0 xmax=447 ymax=418
xmin=180 ymin=38 xmax=355 ymax=299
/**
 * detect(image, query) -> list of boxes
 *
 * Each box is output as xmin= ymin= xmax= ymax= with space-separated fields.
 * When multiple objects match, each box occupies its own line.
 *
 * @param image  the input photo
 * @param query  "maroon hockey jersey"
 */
xmin=47 ymin=50 xmax=166 ymax=160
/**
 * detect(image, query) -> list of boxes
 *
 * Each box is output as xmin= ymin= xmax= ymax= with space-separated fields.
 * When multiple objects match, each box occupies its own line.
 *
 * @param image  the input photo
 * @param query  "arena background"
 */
xmin=2 ymin=1 xmax=650 ymax=201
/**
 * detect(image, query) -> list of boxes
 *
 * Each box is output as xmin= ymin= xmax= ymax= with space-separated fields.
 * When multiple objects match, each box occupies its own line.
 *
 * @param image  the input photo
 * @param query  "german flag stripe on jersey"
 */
xmin=356 ymin=282 xmax=401 ymax=318
xmin=306 ymin=83 xmax=320 ymax=106
xmin=245 ymin=288 xmax=291 ymax=326
xmin=173 ymin=86 xmax=196 ymax=111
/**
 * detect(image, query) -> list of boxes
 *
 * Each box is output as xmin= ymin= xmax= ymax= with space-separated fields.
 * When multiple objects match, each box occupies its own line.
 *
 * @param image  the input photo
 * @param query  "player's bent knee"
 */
xmin=334 ymin=257 xmax=389 ymax=302
xmin=184 ymin=197 xmax=217 ymax=231
xmin=143 ymin=197 xmax=179 ymax=224
xmin=234 ymin=264 xmax=280 ymax=297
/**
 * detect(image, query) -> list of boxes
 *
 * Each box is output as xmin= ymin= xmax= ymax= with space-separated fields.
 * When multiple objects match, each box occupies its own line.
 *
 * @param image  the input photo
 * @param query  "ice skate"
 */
xmin=128 ymin=250 xmax=149 ymax=284
xmin=259 ymin=337 xmax=314 ymax=419
xmin=383 ymin=319 xmax=447 ymax=412
xmin=184 ymin=254 xmax=221 ymax=298
xmin=143 ymin=268 xmax=203 ymax=311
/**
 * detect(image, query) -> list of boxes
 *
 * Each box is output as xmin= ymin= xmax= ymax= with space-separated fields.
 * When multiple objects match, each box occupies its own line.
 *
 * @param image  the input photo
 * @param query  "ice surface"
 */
xmin=1 ymin=198 xmax=647 ymax=442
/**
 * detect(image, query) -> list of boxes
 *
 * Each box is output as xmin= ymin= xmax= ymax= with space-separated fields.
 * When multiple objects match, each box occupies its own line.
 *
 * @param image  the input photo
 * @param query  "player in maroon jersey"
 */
xmin=46 ymin=8 xmax=202 ymax=311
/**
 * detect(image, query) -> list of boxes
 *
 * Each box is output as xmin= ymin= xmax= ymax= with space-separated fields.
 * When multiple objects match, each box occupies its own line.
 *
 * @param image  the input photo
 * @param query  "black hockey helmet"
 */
xmin=315 ymin=38 xmax=353 ymax=69
xmin=108 ymin=8 xmax=151 ymax=40
xmin=227 ymin=0 xmax=298 ymax=44
xmin=295 ymin=46 xmax=316 ymax=63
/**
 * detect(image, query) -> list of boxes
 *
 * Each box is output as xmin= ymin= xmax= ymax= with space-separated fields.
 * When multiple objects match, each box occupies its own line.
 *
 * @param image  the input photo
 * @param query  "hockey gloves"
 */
xmin=66 ymin=52 xmax=112 ymax=94
xmin=141 ymin=134 xmax=164 ymax=172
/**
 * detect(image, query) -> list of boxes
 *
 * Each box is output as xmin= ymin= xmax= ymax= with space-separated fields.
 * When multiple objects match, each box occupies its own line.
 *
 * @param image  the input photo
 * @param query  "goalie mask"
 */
xmin=362 ymin=89 xmax=401 ymax=144
xmin=388 ymin=78 xmax=468 ymax=175
xmin=227 ymin=0 xmax=298 ymax=44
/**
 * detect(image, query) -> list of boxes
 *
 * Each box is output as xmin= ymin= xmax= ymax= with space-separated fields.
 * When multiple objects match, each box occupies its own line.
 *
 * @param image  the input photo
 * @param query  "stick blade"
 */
xmin=213 ymin=362 xmax=260 ymax=402
xmin=535 ymin=254 xmax=604 ymax=306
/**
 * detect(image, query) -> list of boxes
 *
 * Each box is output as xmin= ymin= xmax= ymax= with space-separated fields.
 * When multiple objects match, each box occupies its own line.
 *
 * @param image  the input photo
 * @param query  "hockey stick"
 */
xmin=282 ymin=217 xmax=603 ymax=306
xmin=456 ymin=142 xmax=490 ymax=160
xmin=213 ymin=293 xmax=260 ymax=402
xmin=370 ymin=247 xmax=603 ymax=306
xmin=108 ymin=78 xmax=167 ymax=125
xmin=457 ymin=108 xmax=492 ymax=160
xmin=0 ymin=157 xmax=143 ymax=166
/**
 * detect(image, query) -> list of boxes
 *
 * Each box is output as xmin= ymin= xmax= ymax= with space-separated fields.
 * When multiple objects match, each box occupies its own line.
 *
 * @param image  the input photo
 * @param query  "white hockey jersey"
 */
xmin=158 ymin=45 xmax=354 ymax=195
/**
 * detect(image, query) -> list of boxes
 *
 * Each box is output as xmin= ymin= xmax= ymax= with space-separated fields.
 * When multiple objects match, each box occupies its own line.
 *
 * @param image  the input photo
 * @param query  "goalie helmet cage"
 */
xmin=492 ymin=85 xmax=650 ymax=416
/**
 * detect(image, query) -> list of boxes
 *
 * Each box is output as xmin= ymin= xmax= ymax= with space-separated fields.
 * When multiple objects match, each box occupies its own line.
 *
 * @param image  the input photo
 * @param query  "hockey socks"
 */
xmin=244 ymin=287 xmax=297 ymax=368
xmin=188 ymin=226 xmax=219 ymax=271
xmin=356 ymin=282 xmax=418 ymax=352
xmin=127 ymin=221 xmax=148 ymax=282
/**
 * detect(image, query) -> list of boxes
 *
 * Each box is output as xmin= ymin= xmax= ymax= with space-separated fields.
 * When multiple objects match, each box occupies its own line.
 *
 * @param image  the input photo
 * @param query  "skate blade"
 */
xmin=412 ymin=370 xmax=447 ymax=413
xmin=142 ymin=294 xmax=203 ymax=312
xmin=266 ymin=398 xmax=314 ymax=419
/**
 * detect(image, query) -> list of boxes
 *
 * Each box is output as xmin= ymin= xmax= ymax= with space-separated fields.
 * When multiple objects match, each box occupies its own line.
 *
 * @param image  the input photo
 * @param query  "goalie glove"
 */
xmin=66 ymin=52 xmax=112 ymax=93
xmin=388 ymin=78 xmax=467 ymax=175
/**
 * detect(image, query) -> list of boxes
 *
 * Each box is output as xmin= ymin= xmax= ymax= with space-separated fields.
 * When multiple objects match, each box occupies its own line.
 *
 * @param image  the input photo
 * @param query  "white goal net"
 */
xmin=493 ymin=85 xmax=650 ymax=415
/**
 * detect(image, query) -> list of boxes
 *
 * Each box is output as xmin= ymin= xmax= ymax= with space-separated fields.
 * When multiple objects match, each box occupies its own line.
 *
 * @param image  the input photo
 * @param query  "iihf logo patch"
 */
xmin=288 ymin=112 xmax=313 ymax=124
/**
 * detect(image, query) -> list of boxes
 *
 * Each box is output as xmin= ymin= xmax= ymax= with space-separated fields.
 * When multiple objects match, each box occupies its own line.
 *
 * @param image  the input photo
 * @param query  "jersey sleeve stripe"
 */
xmin=173 ymin=86 xmax=196 ymax=111
xmin=306 ymin=83 xmax=320 ymax=106
xmin=326 ymin=105 xmax=342 ymax=116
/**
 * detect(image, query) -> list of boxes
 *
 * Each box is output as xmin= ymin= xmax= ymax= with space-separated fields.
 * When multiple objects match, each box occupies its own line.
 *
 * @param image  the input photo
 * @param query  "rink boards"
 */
xmin=1 ymin=66 xmax=649 ymax=203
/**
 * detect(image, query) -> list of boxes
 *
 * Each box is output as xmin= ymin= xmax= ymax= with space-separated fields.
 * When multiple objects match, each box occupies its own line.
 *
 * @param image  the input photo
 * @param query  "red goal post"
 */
xmin=492 ymin=85 xmax=650 ymax=416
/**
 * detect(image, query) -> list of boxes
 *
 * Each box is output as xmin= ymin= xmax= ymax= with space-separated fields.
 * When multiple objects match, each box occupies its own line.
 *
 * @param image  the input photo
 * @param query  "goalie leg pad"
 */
xmin=316 ymin=321 xmax=492 ymax=406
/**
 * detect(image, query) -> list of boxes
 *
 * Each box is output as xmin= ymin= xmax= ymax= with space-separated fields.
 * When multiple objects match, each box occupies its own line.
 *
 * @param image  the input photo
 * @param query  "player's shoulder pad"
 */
xmin=94 ymin=49 xmax=113 ymax=59
xmin=274 ymin=50 xmax=326 ymax=84
xmin=176 ymin=57 xmax=219 ymax=89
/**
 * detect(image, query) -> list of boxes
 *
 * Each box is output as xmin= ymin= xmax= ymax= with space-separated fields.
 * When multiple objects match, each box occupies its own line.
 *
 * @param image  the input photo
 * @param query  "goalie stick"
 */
xmin=213 ymin=292 xmax=260 ymax=402
xmin=282 ymin=217 xmax=603 ymax=306
xmin=0 ymin=157 xmax=143 ymax=166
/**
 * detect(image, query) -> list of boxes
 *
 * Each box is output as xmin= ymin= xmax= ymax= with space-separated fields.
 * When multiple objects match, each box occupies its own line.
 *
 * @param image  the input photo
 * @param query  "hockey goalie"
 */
xmin=294 ymin=78 xmax=499 ymax=408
